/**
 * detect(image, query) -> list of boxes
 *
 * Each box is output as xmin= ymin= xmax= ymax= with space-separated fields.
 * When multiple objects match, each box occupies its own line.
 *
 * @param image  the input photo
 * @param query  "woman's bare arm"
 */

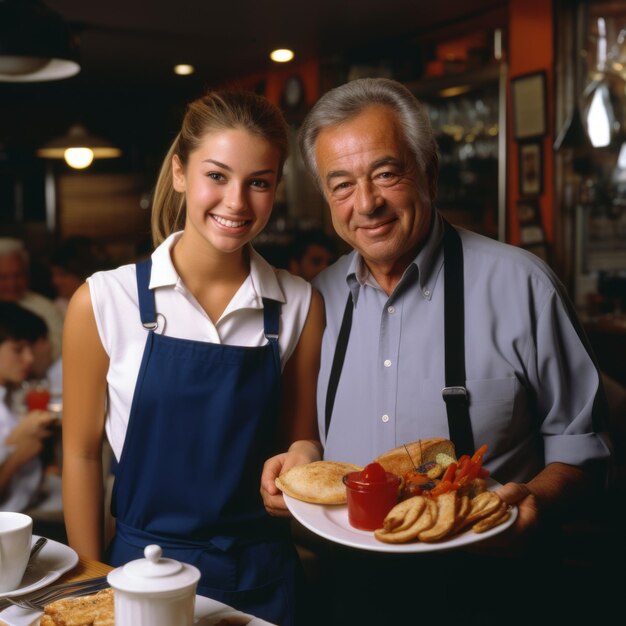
xmin=261 ymin=287 xmax=325 ymax=516
xmin=62 ymin=283 xmax=109 ymax=559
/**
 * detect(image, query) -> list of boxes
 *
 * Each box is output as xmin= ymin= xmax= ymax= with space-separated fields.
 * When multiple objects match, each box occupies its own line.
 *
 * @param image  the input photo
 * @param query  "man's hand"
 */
xmin=462 ymin=481 xmax=540 ymax=556
xmin=261 ymin=440 xmax=321 ymax=517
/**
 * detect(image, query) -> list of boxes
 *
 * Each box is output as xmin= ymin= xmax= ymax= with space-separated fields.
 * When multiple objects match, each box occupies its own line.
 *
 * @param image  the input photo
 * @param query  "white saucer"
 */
xmin=0 ymin=536 xmax=78 ymax=599
xmin=193 ymin=595 xmax=274 ymax=625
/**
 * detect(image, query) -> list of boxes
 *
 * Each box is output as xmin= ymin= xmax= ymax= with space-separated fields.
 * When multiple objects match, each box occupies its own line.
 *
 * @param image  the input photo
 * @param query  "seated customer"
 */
xmin=0 ymin=238 xmax=64 ymax=362
xmin=287 ymin=229 xmax=337 ymax=282
xmin=0 ymin=302 xmax=55 ymax=511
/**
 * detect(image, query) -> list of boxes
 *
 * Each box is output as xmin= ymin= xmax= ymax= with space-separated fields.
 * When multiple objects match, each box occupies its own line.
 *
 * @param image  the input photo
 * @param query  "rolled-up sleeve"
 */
xmin=532 ymin=288 xmax=611 ymax=469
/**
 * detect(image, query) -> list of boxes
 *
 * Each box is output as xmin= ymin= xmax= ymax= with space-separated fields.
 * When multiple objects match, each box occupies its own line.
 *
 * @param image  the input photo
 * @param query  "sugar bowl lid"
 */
xmin=107 ymin=544 xmax=200 ymax=593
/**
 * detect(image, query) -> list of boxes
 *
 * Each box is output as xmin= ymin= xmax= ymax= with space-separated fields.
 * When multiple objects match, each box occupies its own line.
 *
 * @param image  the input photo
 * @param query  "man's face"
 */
xmin=314 ymin=105 xmax=432 ymax=279
xmin=0 ymin=253 xmax=28 ymax=301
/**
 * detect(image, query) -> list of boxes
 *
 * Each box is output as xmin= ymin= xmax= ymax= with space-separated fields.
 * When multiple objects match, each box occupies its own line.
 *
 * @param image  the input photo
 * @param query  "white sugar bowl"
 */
xmin=107 ymin=544 xmax=201 ymax=626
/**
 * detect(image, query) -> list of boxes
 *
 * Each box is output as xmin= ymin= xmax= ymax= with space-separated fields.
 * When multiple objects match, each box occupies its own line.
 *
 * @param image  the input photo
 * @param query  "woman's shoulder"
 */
xmin=87 ymin=262 xmax=137 ymax=293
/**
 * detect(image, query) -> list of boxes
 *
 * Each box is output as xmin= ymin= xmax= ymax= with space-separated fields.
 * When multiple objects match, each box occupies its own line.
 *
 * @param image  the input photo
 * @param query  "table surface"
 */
xmin=61 ymin=556 xmax=113 ymax=582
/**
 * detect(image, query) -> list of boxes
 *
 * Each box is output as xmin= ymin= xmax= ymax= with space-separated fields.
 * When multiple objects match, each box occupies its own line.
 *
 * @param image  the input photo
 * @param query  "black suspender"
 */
xmin=324 ymin=220 xmax=474 ymax=457
xmin=324 ymin=292 xmax=354 ymax=436
xmin=441 ymin=221 xmax=474 ymax=457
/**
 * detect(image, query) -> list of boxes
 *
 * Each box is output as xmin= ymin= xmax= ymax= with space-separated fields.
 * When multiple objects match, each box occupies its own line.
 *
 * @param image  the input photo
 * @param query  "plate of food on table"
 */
xmin=276 ymin=438 xmax=517 ymax=553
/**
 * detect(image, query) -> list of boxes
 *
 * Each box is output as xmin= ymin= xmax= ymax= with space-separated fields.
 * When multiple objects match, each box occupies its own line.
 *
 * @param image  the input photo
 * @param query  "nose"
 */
xmin=22 ymin=346 xmax=35 ymax=368
xmin=354 ymin=180 xmax=383 ymax=215
xmin=224 ymin=182 xmax=246 ymax=213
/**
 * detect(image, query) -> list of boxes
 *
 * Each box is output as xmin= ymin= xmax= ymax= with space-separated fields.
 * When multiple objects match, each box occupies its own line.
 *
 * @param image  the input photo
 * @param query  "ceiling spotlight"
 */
xmin=0 ymin=0 xmax=80 ymax=82
xmin=270 ymin=49 xmax=294 ymax=63
xmin=174 ymin=64 xmax=195 ymax=76
xmin=37 ymin=125 xmax=121 ymax=169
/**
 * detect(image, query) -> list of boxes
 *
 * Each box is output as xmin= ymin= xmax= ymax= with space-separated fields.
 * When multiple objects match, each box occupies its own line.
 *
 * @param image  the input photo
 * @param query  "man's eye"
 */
xmin=331 ymin=181 xmax=352 ymax=195
xmin=376 ymin=171 xmax=398 ymax=183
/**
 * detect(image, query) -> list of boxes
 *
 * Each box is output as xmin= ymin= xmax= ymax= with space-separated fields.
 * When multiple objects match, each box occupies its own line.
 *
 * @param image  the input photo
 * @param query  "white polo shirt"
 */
xmin=88 ymin=232 xmax=312 ymax=460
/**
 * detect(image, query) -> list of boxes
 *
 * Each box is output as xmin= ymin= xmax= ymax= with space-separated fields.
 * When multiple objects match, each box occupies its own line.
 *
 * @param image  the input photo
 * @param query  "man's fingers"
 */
xmin=495 ymin=481 xmax=532 ymax=505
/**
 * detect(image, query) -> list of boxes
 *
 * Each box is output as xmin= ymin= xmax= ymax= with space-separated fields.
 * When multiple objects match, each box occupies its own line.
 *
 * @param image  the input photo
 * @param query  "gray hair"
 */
xmin=0 ymin=238 xmax=29 ymax=264
xmin=298 ymin=78 xmax=439 ymax=204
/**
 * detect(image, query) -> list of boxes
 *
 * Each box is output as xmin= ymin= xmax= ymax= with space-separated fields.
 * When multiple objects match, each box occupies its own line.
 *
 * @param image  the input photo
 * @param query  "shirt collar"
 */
xmin=345 ymin=210 xmax=445 ymax=302
xmin=148 ymin=231 xmax=286 ymax=306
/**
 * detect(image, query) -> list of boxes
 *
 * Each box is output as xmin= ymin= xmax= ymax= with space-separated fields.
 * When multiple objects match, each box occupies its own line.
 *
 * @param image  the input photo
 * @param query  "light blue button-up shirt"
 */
xmin=313 ymin=212 xmax=611 ymax=483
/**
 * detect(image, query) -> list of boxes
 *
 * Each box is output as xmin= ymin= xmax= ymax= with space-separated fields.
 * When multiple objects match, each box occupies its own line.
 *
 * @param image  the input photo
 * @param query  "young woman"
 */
xmin=62 ymin=91 xmax=324 ymax=625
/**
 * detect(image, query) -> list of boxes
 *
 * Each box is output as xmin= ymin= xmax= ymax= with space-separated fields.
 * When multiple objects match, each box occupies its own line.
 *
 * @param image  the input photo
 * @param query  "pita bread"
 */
xmin=275 ymin=460 xmax=363 ymax=504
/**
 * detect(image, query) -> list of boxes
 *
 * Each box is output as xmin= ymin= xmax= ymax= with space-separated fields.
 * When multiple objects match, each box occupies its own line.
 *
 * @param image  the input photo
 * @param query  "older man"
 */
xmin=262 ymin=78 xmax=611 ymax=623
xmin=0 ymin=238 xmax=64 ymax=363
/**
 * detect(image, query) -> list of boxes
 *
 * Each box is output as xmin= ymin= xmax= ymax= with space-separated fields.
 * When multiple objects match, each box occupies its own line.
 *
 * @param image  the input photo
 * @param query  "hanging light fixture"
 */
xmin=0 ymin=0 xmax=80 ymax=82
xmin=582 ymin=16 xmax=625 ymax=148
xmin=37 ymin=125 xmax=122 ymax=169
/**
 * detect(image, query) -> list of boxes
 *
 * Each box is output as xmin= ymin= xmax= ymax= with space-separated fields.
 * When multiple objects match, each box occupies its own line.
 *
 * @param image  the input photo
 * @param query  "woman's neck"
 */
xmin=170 ymin=231 xmax=251 ymax=322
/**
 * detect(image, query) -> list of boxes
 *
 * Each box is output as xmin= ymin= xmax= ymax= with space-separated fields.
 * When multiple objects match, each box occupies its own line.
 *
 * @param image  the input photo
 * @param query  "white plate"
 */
xmin=284 ymin=487 xmax=517 ymax=553
xmin=0 ymin=593 xmax=273 ymax=626
xmin=0 ymin=536 xmax=79 ymax=599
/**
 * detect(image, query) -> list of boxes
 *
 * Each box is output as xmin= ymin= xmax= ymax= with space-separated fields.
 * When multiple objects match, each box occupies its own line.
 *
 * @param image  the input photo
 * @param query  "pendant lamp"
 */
xmin=37 ymin=125 xmax=122 ymax=169
xmin=0 ymin=0 xmax=80 ymax=82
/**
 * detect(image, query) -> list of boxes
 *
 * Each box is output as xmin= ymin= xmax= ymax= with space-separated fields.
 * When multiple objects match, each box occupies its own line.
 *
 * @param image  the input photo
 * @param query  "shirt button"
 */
xmin=387 ymin=306 xmax=396 ymax=314
xmin=382 ymin=414 xmax=390 ymax=423
xmin=383 ymin=359 xmax=392 ymax=367
xmin=424 ymin=289 xmax=431 ymax=297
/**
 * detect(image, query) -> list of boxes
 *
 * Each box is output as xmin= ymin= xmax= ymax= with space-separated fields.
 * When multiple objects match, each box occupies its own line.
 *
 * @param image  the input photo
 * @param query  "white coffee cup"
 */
xmin=0 ymin=512 xmax=33 ymax=592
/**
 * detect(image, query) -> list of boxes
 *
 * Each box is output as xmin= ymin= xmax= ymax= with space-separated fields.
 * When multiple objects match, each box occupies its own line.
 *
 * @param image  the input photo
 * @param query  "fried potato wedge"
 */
xmin=418 ymin=491 xmax=457 ymax=542
xmin=383 ymin=495 xmax=426 ymax=532
xmin=473 ymin=501 xmax=511 ymax=533
xmin=463 ymin=491 xmax=502 ymax=525
xmin=375 ymin=497 xmax=436 ymax=544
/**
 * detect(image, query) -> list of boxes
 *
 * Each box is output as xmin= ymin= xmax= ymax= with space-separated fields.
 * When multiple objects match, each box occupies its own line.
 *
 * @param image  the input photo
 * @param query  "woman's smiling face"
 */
xmin=173 ymin=127 xmax=281 ymax=254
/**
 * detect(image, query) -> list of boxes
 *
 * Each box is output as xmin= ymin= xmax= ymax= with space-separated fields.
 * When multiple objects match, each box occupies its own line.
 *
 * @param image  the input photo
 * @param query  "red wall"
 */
xmin=508 ymin=0 xmax=554 ymax=245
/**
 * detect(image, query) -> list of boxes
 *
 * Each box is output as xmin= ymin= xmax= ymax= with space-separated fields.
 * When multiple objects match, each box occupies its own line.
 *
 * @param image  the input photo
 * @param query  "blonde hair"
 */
xmin=151 ymin=90 xmax=289 ymax=246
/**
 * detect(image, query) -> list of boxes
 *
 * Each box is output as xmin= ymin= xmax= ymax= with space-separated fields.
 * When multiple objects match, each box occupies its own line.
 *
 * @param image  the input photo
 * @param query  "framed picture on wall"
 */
xmin=511 ymin=71 xmax=547 ymax=140
xmin=516 ymin=198 xmax=549 ymax=261
xmin=519 ymin=142 xmax=543 ymax=196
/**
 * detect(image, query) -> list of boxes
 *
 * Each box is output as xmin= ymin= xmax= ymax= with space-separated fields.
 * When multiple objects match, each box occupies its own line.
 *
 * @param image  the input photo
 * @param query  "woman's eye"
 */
xmin=250 ymin=178 xmax=271 ymax=189
xmin=207 ymin=172 xmax=225 ymax=182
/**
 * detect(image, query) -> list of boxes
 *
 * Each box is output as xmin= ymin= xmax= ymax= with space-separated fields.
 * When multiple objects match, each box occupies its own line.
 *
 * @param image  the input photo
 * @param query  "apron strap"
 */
xmin=135 ymin=259 xmax=158 ymax=330
xmin=262 ymin=298 xmax=280 ymax=342
xmin=262 ymin=298 xmax=281 ymax=374
xmin=442 ymin=221 xmax=474 ymax=457
xmin=324 ymin=221 xmax=474 ymax=456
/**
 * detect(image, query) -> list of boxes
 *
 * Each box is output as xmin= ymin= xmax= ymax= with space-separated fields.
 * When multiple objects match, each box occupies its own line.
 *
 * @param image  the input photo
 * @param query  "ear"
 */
xmin=172 ymin=155 xmax=186 ymax=193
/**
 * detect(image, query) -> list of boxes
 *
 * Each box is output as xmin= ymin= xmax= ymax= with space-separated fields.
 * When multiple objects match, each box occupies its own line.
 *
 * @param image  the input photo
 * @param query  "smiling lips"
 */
xmin=211 ymin=214 xmax=249 ymax=229
xmin=356 ymin=216 xmax=397 ymax=233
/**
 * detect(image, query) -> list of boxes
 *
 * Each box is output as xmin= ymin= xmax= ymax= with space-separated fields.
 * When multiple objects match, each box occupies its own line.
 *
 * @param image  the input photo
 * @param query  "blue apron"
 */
xmin=107 ymin=259 xmax=300 ymax=626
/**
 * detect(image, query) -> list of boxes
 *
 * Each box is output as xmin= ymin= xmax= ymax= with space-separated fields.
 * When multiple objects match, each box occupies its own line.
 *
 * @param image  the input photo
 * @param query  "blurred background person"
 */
xmin=0 ymin=302 xmax=56 ymax=513
xmin=50 ymin=236 xmax=105 ymax=316
xmin=287 ymin=229 xmax=338 ymax=282
xmin=0 ymin=238 xmax=64 ymax=364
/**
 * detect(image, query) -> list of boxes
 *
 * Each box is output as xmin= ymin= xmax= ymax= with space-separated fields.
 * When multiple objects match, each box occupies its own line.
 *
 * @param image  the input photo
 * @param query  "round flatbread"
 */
xmin=275 ymin=460 xmax=363 ymax=504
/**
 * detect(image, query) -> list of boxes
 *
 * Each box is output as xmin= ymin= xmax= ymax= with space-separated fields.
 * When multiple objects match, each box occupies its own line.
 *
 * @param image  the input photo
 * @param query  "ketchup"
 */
xmin=343 ymin=462 xmax=401 ymax=531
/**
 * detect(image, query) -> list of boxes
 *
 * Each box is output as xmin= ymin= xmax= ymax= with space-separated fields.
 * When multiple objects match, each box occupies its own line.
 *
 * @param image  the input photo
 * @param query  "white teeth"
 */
xmin=212 ymin=215 xmax=247 ymax=228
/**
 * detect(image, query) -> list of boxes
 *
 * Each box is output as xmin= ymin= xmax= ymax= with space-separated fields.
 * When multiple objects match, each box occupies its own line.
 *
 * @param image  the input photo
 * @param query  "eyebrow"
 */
xmin=202 ymin=159 xmax=275 ymax=176
xmin=324 ymin=156 xmax=403 ymax=185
